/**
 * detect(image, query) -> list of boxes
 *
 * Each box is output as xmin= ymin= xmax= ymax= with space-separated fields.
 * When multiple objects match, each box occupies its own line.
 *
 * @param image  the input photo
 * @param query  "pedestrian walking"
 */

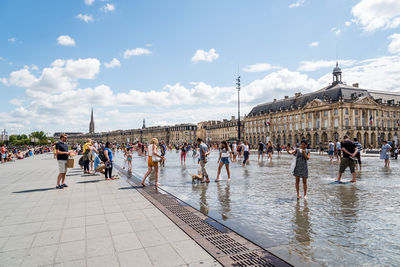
xmin=380 ymin=140 xmax=392 ymax=168
xmin=258 ymin=141 xmax=265 ymax=161
xmin=55 ymin=134 xmax=71 ymax=189
xmin=141 ymin=138 xmax=164 ymax=187
xmin=335 ymin=135 xmax=358 ymax=183
xmin=242 ymin=141 xmax=250 ymax=166
xmin=288 ymin=140 xmax=310 ymax=200
xmin=266 ymin=141 xmax=274 ymax=162
xmin=328 ymin=140 xmax=335 ymax=162
xmin=232 ymin=141 xmax=238 ymax=162
xmin=353 ymin=138 xmax=363 ymax=171
xmin=335 ymin=139 xmax=342 ymax=162
xmin=216 ymin=141 xmax=231 ymax=181
xmin=197 ymin=138 xmax=210 ymax=183
xmin=180 ymin=142 xmax=188 ymax=165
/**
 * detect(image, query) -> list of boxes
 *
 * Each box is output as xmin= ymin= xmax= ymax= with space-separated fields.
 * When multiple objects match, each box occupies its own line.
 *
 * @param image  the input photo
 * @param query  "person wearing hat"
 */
xmin=55 ymin=134 xmax=72 ymax=189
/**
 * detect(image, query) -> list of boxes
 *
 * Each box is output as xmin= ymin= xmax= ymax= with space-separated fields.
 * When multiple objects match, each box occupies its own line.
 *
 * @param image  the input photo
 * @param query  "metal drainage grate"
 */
xmin=115 ymin=164 xmax=292 ymax=267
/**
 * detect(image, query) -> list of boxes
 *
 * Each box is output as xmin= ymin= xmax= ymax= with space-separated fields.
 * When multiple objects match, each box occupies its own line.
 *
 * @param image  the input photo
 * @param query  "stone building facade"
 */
xmin=198 ymin=117 xmax=243 ymax=143
xmin=244 ymin=64 xmax=400 ymax=148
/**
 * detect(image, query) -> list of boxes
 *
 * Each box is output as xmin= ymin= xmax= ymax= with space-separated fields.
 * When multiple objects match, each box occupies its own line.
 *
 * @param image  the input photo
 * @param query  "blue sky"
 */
xmin=1 ymin=0 xmax=400 ymax=134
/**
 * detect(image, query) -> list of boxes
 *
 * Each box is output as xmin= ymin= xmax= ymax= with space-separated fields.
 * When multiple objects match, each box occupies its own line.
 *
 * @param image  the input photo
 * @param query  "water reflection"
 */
xmin=217 ymin=182 xmax=231 ymax=221
xmin=292 ymin=201 xmax=312 ymax=244
xmin=191 ymin=183 xmax=209 ymax=215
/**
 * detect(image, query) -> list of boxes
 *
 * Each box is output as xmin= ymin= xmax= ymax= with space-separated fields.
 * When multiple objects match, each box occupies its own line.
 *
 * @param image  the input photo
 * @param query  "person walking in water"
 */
xmin=287 ymin=140 xmax=310 ymax=200
xmin=328 ymin=140 xmax=335 ymax=163
xmin=380 ymin=140 xmax=392 ymax=168
xmin=197 ymin=138 xmax=210 ymax=183
xmin=335 ymin=135 xmax=358 ymax=183
xmin=242 ymin=141 xmax=250 ymax=166
xmin=353 ymin=138 xmax=363 ymax=171
xmin=266 ymin=141 xmax=274 ymax=162
xmin=180 ymin=142 xmax=188 ymax=165
xmin=142 ymin=138 xmax=164 ymax=188
xmin=216 ymin=141 xmax=231 ymax=182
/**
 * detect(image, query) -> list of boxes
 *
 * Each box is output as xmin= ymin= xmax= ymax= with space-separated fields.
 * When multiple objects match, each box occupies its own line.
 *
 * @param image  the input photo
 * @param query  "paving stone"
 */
xmin=87 ymin=253 xmax=119 ymax=267
xmin=64 ymin=216 xmax=85 ymax=228
xmin=55 ymin=240 xmax=86 ymax=263
xmin=1 ymin=234 xmax=35 ymax=252
xmin=40 ymin=219 xmax=64 ymax=232
xmin=112 ymin=233 xmax=142 ymax=252
xmin=129 ymin=218 xmax=156 ymax=233
xmin=118 ymin=248 xmax=153 ymax=267
xmin=32 ymin=230 xmax=61 ymax=247
xmin=85 ymin=214 xmax=107 ymax=226
xmin=105 ymin=212 xmax=127 ymax=223
xmin=60 ymin=227 xmax=85 ymax=243
xmin=21 ymin=244 xmax=58 ymax=266
xmin=137 ymin=229 xmax=168 ymax=248
xmin=171 ymin=239 xmax=213 ymax=264
xmin=145 ymin=244 xmax=185 ymax=267
xmin=0 ymin=249 xmax=27 ymax=267
xmin=86 ymin=224 xmax=110 ymax=240
xmin=160 ymin=226 xmax=191 ymax=243
xmin=54 ymin=259 xmax=86 ymax=267
xmin=109 ymin=221 xmax=133 ymax=236
xmin=86 ymin=236 xmax=114 ymax=257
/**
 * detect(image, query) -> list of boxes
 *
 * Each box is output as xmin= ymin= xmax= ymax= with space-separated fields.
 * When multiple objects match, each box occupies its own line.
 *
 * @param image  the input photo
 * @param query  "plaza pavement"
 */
xmin=0 ymin=153 xmax=221 ymax=267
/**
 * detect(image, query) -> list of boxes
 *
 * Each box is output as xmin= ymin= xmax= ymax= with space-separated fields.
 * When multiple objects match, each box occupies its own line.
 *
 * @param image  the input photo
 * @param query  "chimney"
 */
xmin=273 ymin=99 xmax=277 ymax=102
xmin=284 ymin=96 xmax=289 ymax=99
xmin=295 ymin=92 xmax=302 ymax=98
xmin=231 ymin=116 xmax=235 ymax=120
xmin=353 ymin=83 xmax=359 ymax=88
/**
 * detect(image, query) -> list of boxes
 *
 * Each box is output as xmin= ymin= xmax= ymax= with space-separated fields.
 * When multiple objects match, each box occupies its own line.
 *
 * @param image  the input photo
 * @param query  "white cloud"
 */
xmin=101 ymin=3 xmax=115 ymax=12
xmin=388 ymin=33 xmax=400 ymax=53
xmin=345 ymin=21 xmax=352 ymax=27
xmin=242 ymin=63 xmax=280 ymax=73
xmin=298 ymin=60 xmax=356 ymax=72
xmin=8 ymin=37 xmax=16 ymax=43
xmin=309 ymin=41 xmax=319 ymax=47
xmin=57 ymin=35 xmax=76 ymax=46
xmin=289 ymin=0 xmax=305 ymax=8
xmin=123 ymin=48 xmax=152 ymax=58
xmin=9 ymin=99 xmax=23 ymax=106
xmin=85 ymin=0 xmax=94 ymax=5
xmin=76 ymin=13 xmax=94 ymax=23
xmin=191 ymin=48 xmax=219 ymax=63
xmin=2 ymin=58 xmax=100 ymax=93
xmin=352 ymin=0 xmax=400 ymax=32
xmin=104 ymin=58 xmax=121 ymax=68
xmin=331 ymin=27 xmax=341 ymax=36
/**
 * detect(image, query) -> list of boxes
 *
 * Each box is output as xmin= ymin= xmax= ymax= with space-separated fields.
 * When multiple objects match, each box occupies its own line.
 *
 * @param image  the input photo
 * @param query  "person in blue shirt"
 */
xmin=380 ymin=140 xmax=392 ymax=168
xmin=104 ymin=142 xmax=114 ymax=180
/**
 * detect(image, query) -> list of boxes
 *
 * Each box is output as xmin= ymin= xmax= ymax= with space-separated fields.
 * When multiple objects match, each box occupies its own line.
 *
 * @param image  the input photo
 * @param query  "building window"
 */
xmin=334 ymin=119 xmax=339 ymax=127
xmin=301 ymin=122 xmax=305 ymax=129
xmin=355 ymin=118 xmax=358 ymax=127
xmin=324 ymin=110 xmax=328 ymax=116
xmin=308 ymin=113 xmax=312 ymax=119
xmin=308 ymin=121 xmax=312 ymax=129
xmin=290 ymin=124 xmax=293 ymax=130
xmin=387 ymin=112 xmax=390 ymax=117
xmin=345 ymin=108 xmax=349 ymax=115
xmin=345 ymin=119 xmax=349 ymax=127
xmin=324 ymin=120 xmax=328 ymax=128
xmin=295 ymin=123 xmax=298 ymax=130
xmin=334 ymin=109 xmax=338 ymax=115
xmin=355 ymin=109 xmax=359 ymax=115
xmin=316 ymin=119 xmax=320 ymax=129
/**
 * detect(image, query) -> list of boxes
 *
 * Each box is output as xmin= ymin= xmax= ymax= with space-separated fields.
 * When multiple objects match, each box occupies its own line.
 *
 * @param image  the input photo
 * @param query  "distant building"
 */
xmin=197 ymin=117 xmax=243 ymax=143
xmin=244 ymin=63 xmax=400 ymax=148
xmin=89 ymin=108 xmax=95 ymax=134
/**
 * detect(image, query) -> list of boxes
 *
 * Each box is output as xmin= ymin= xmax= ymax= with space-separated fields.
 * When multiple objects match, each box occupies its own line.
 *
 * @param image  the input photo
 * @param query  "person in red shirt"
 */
xmin=1 ymin=144 xmax=7 ymax=163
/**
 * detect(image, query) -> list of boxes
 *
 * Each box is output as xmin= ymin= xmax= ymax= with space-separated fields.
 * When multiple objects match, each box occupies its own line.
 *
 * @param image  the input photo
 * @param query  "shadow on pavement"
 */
xmin=119 ymin=186 xmax=142 ymax=190
xmin=13 ymin=187 xmax=55 ymax=193
xmin=76 ymin=180 xmax=102 ymax=184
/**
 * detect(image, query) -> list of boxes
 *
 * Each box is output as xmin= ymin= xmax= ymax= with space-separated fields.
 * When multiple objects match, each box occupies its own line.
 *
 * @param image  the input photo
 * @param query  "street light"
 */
xmin=236 ymin=75 xmax=241 ymax=141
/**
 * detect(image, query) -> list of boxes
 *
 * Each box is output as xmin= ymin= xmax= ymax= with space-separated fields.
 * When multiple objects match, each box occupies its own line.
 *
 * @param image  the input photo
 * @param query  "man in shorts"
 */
xmin=197 ymin=138 xmax=210 ymax=183
xmin=55 ymin=134 xmax=71 ymax=189
xmin=336 ymin=135 xmax=358 ymax=183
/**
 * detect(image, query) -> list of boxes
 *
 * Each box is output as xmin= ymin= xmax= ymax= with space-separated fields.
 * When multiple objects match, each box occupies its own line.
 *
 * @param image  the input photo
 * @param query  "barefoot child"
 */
xmin=288 ymin=140 xmax=310 ymax=200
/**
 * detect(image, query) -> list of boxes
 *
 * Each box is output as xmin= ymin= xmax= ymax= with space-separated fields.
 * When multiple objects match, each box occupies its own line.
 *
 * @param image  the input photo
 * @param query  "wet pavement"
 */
xmin=115 ymin=150 xmax=400 ymax=266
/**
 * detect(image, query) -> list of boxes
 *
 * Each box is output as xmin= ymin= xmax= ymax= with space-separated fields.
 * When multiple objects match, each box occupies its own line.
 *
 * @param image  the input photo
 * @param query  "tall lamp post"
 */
xmin=236 ymin=75 xmax=241 ymax=141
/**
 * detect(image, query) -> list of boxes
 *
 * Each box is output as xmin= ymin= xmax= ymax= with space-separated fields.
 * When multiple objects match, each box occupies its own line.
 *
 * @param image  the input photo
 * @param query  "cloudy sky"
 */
xmin=1 ymin=0 xmax=400 ymax=134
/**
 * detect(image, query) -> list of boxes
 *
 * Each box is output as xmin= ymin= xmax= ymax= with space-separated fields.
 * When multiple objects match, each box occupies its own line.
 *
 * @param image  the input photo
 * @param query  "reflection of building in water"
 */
xmin=244 ymin=63 xmax=400 ymax=148
xmin=216 ymin=183 xmax=231 ymax=221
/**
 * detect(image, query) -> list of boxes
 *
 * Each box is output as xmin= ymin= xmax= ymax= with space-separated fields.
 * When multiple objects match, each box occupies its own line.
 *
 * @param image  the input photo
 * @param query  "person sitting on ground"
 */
xmin=95 ymin=161 xmax=106 ymax=174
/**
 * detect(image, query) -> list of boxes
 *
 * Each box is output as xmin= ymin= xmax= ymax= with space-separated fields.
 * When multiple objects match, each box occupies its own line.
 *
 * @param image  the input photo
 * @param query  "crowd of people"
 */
xmin=51 ymin=132 xmax=398 ymax=199
xmin=0 ymin=143 xmax=52 ymax=163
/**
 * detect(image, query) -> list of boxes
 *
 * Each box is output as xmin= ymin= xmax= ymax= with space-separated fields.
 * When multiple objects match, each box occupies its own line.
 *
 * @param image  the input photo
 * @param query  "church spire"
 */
xmin=89 ymin=108 xmax=95 ymax=134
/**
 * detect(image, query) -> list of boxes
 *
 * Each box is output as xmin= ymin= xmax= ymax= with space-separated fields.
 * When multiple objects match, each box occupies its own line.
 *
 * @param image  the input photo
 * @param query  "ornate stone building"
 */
xmin=244 ymin=64 xmax=400 ymax=148
xmin=198 ymin=117 xmax=243 ymax=143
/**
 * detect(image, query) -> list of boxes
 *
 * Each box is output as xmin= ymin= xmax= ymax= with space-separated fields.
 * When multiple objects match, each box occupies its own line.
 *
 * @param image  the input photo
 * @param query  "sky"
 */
xmin=1 ymin=0 xmax=400 ymax=134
